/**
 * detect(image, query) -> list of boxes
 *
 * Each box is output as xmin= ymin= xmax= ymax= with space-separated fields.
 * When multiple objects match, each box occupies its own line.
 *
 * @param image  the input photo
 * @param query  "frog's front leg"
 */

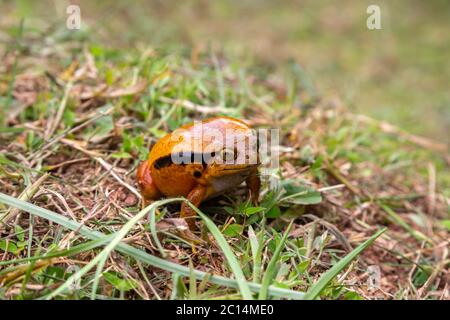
xmin=180 ymin=184 xmax=206 ymax=230
xmin=246 ymin=168 xmax=261 ymax=205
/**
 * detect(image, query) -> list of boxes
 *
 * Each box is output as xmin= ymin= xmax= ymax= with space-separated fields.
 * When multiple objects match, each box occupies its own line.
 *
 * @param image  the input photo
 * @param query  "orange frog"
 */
xmin=137 ymin=117 xmax=261 ymax=229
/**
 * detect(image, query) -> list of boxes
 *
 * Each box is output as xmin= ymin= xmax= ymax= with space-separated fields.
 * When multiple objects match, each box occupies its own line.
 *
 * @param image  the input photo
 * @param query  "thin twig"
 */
xmin=60 ymin=138 xmax=142 ymax=200
xmin=159 ymin=96 xmax=233 ymax=115
xmin=45 ymin=81 xmax=73 ymax=139
xmin=324 ymin=165 xmax=360 ymax=196
xmin=350 ymin=113 xmax=449 ymax=155
xmin=95 ymin=157 xmax=142 ymax=200
xmin=0 ymin=173 xmax=49 ymax=226
xmin=27 ymin=106 xmax=112 ymax=163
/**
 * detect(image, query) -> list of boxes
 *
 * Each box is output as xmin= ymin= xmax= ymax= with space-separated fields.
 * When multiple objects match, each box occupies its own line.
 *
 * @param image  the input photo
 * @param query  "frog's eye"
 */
xmin=220 ymin=148 xmax=238 ymax=162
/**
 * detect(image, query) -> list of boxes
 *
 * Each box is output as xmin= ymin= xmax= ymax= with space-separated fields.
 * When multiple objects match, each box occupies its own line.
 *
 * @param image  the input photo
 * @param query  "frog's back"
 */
xmin=148 ymin=117 xmax=251 ymax=163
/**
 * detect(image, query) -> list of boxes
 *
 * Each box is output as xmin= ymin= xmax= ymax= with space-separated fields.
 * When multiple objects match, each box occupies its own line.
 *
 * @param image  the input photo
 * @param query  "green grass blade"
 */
xmin=188 ymin=259 xmax=197 ymax=299
xmin=185 ymin=202 xmax=253 ymax=300
xmin=43 ymin=197 xmax=179 ymax=299
xmin=303 ymin=228 xmax=386 ymax=300
xmin=0 ymin=192 xmax=305 ymax=299
xmin=0 ymin=235 xmax=113 ymax=267
xmin=91 ymin=255 xmax=108 ymax=300
xmin=248 ymin=225 xmax=264 ymax=283
xmin=170 ymin=274 xmax=179 ymax=300
xmin=258 ymin=221 xmax=293 ymax=299
xmin=380 ymin=203 xmax=432 ymax=244
xmin=149 ymin=205 xmax=166 ymax=258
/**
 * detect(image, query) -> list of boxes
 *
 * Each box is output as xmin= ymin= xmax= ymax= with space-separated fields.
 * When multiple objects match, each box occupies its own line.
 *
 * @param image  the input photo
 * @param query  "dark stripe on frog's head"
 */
xmin=153 ymin=152 xmax=210 ymax=169
xmin=153 ymin=155 xmax=173 ymax=169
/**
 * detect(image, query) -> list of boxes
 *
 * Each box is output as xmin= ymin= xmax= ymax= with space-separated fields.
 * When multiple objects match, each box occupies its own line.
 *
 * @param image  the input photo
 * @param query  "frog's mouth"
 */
xmin=218 ymin=164 xmax=259 ymax=175
xmin=207 ymin=166 xmax=256 ymax=195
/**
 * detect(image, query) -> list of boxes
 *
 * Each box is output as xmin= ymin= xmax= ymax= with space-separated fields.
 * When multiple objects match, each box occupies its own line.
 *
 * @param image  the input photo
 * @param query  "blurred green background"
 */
xmin=1 ymin=0 xmax=449 ymax=143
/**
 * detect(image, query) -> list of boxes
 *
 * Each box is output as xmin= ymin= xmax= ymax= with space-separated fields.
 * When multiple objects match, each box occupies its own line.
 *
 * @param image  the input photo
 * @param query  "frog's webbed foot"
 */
xmin=180 ymin=185 xmax=207 ymax=231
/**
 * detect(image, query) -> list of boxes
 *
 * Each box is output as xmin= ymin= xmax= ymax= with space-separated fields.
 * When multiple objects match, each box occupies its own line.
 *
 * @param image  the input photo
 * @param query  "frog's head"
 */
xmin=206 ymin=146 xmax=259 ymax=176
xmin=194 ymin=130 xmax=260 ymax=193
xmin=167 ymin=146 xmax=256 ymax=197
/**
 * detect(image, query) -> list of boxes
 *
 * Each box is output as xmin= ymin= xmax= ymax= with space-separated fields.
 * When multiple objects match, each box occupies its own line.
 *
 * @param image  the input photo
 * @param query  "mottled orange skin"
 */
xmin=137 ymin=117 xmax=261 ymax=229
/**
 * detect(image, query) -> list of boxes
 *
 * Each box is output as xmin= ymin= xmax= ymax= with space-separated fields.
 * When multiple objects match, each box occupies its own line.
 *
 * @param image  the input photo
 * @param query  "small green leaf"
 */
xmin=343 ymin=291 xmax=363 ymax=300
xmin=105 ymin=68 xmax=114 ymax=85
xmin=280 ymin=180 xmax=322 ymax=205
xmin=261 ymin=190 xmax=281 ymax=215
xmin=0 ymin=240 xmax=18 ymax=254
xmin=291 ymin=190 xmax=322 ymax=205
xmin=282 ymin=188 xmax=322 ymax=205
xmin=265 ymin=205 xmax=281 ymax=218
xmin=299 ymin=145 xmax=315 ymax=164
xmin=111 ymin=151 xmax=132 ymax=159
xmin=311 ymin=155 xmax=324 ymax=170
xmin=15 ymin=225 xmax=25 ymax=241
xmin=16 ymin=241 xmax=27 ymax=249
xmin=223 ymin=223 xmax=244 ymax=237
xmin=149 ymin=127 xmax=167 ymax=138
xmin=440 ymin=219 xmax=450 ymax=232
xmin=412 ymin=265 xmax=433 ymax=287
xmin=223 ymin=206 xmax=234 ymax=215
xmin=243 ymin=207 xmax=265 ymax=216
xmin=83 ymin=115 xmax=114 ymax=140
xmin=63 ymin=109 xmax=76 ymax=127
xmin=296 ymin=260 xmax=310 ymax=274
xmin=103 ymin=272 xmax=137 ymax=292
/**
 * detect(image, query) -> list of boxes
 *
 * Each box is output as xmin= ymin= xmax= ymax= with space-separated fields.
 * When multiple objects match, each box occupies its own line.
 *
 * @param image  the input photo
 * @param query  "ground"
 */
xmin=0 ymin=1 xmax=449 ymax=300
